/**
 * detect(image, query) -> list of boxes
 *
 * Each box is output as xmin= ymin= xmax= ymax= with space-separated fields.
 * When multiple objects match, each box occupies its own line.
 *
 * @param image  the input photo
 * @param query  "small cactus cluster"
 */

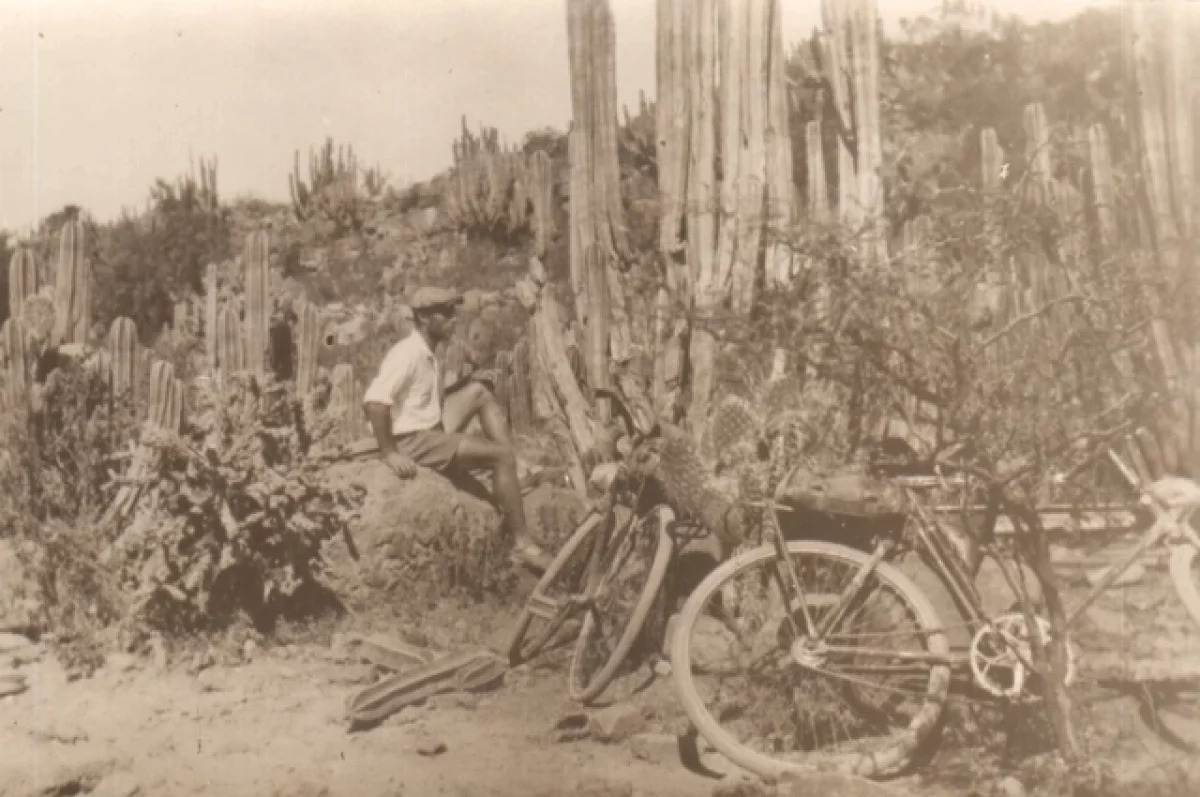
xmin=444 ymin=117 xmax=554 ymax=249
xmin=289 ymin=137 xmax=362 ymax=235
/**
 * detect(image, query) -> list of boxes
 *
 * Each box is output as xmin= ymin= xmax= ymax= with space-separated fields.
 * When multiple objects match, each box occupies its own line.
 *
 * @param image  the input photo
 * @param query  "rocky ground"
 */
xmin=5 ymin=519 xmax=1200 ymax=797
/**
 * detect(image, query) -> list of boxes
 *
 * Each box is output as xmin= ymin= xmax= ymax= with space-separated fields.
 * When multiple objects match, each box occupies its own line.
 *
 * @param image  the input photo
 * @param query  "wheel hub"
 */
xmin=789 ymin=636 xmax=828 ymax=669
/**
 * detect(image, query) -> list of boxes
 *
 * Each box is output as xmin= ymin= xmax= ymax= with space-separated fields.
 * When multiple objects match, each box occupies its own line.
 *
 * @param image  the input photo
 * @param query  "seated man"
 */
xmin=362 ymin=286 xmax=551 ymax=571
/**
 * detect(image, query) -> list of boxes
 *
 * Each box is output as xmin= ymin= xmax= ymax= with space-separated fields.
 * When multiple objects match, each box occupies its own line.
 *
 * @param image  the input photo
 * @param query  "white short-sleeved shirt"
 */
xmin=362 ymin=333 xmax=442 ymax=436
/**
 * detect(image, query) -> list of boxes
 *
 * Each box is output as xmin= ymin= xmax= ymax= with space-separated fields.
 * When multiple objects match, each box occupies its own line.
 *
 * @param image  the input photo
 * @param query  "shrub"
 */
xmin=115 ymin=374 xmax=365 ymax=631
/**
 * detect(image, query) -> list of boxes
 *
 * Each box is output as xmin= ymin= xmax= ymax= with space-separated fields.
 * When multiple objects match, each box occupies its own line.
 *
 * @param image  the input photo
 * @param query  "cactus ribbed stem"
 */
xmin=216 ymin=306 xmax=245 ymax=376
xmin=243 ymin=230 xmax=270 ymax=380
xmin=2 ymin=318 xmax=30 ymax=408
xmin=147 ymin=360 xmax=182 ymax=431
xmin=294 ymin=299 xmax=321 ymax=400
xmin=980 ymin=127 xmax=1005 ymax=191
xmin=328 ymin=363 xmax=360 ymax=444
xmin=205 ymin=263 xmax=219 ymax=374
xmin=805 ymin=121 xmax=829 ymax=222
xmin=7 ymin=247 xmax=39 ymax=324
xmin=51 ymin=219 xmax=91 ymax=346
xmin=107 ymin=317 xmax=140 ymax=402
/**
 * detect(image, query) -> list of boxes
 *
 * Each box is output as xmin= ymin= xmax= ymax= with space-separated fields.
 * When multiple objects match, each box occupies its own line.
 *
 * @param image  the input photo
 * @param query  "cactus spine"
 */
xmin=107 ymin=317 xmax=140 ymax=402
xmin=243 ymin=230 xmax=270 ymax=381
xmin=51 ymin=219 xmax=92 ymax=346
xmin=7 ymin=246 xmax=39 ymax=325
xmin=294 ymin=299 xmax=321 ymax=401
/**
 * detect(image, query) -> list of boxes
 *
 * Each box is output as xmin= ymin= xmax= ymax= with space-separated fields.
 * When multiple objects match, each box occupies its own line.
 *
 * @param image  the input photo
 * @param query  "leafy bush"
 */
xmin=114 ymin=374 xmax=365 ymax=631
xmin=93 ymin=181 xmax=233 ymax=343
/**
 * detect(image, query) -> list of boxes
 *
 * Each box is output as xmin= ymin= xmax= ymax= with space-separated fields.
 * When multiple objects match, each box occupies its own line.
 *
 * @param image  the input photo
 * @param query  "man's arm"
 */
xmin=364 ymin=402 xmax=396 ymax=455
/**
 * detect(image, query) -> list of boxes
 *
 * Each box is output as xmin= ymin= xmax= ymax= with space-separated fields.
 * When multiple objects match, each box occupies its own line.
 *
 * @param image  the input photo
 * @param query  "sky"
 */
xmin=0 ymin=0 xmax=1106 ymax=233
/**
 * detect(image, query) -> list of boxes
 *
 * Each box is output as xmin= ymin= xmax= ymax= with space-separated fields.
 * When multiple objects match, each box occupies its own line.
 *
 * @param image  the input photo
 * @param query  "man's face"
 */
xmin=423 ymin=304 xmax=457 ymax=343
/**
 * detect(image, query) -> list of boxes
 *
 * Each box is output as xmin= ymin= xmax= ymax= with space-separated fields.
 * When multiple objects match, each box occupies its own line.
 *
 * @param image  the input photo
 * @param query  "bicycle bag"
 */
xmin=777 ymin=465 xmax=907 ymax=521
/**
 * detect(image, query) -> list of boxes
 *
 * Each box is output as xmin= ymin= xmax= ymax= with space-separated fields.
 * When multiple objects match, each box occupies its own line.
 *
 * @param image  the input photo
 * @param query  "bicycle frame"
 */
xmin=755 ymin=448 xmax=1200 ymax=677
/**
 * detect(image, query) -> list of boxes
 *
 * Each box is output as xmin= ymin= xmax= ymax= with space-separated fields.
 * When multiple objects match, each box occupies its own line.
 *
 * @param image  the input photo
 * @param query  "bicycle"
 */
xmin=668 ymin=438 xmax=1200 ymax=781
xmin=505 ymin=381 xmax=734 ymax=704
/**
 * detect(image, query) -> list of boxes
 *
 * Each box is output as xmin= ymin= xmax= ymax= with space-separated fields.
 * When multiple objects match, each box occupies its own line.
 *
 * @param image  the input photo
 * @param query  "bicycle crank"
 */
xmin=968 ymin=613 xmax=1076 ymax=700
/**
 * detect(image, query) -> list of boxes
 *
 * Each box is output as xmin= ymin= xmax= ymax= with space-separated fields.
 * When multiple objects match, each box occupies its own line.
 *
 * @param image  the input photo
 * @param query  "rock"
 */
xmin=629 ymin=732 xmax=680 ymax=765
xmin=0 ymin=671 xmax=28 ymax=697
xmin=415 ymin=737 xmax=447 ymax=756
xmin=711 ymin=780 xmax=773 ymax=797
xmin=429 ymin=692 xmax=479 ymax=711
xmin=569 ymin=775 xmax=634 ymax=797
xmin=654 ymin=659 xmax=672 ymax=677
xmin=664 ymin=613 xmax=736 ymax=672
xmin=780 ymin=771 xmax=909 ymax=796
xmin=993 ymin=776 xmax=1027 ymax=797
xmin=0 ymin=632 xmax=34 ymax=653
xmin=588 ymin=704 xmax=645 ymax=743
xmin=105 ymin=652 xmax=138 ymax=673
xmin=91 ymin=771 xmax=142 ymax=797
xmin=150 ymin=637 xmax=169 ymax=672
xmin=552 ymin=710 xmax=591 ymax=743
xmin=515 ymin=279 xmax=539 ymax=310
xmin=529 ymin=256 xmax=548 ymax=285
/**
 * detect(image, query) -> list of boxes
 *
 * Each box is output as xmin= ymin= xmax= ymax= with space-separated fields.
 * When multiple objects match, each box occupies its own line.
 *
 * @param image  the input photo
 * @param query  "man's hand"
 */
xmin=383 ymin=451 xmax=418 ymax=480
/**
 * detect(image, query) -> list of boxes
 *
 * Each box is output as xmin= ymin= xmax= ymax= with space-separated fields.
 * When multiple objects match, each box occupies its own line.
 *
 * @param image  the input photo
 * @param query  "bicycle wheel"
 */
xmin=669 ymin=539 xmax=951 ymax=781
xmin=507 ymin=509 xmax=607 ymax=666
xmin=567 ymin=505 xmax=675 ymax=704
xmin=1169 ymin=542 xmax=1200 ymax=633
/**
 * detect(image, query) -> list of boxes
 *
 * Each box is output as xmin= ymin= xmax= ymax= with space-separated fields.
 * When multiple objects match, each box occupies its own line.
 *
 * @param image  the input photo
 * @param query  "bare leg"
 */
xmin=453 ymin=436 xmax=546 ymax=567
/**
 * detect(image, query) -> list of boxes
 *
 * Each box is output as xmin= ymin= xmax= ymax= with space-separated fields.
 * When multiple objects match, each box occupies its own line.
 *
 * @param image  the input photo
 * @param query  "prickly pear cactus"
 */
xmin=709 ymin=394 xmax=763 ymax=469
xmin=107 ymin=317 xmax=140 ymax=402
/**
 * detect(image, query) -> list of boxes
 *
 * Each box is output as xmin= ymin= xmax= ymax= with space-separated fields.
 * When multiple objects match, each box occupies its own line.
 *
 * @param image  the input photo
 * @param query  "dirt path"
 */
xmin=2 ymin=632 xmax=739 ymax=797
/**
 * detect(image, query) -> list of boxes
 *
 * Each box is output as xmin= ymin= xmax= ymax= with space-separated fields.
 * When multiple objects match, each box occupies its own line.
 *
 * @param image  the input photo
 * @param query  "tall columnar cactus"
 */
xmin=509 ymin=337 xmax=533 ymax=435
xmin=527 ymin=150 xmax=555 ymax=256
xmin=7 ymin=246 xmax=39 ymax=324
xmin=1087 ymin=124 xmax=1116 ymax=249
xmin=980 ymin=127 xmax=1006 ymax=191
xmin=51 ymin=219 xmax=91 ymax=346
xmin=107 ymin=317 xmax=140 ymax=402
xmin=294 ymin=299 xmax=321 ymax=400
xmin=147 ymin=360 xmax=183 ymax=431
xmin=2 ymin=318 xmax=30 ymax=408
xmin=204 ymin=263 xmax=219 ymax=374
xmin=243 ymin=230 xmax=270 ymax=381
xmin=328 ymin=363 xmax=360 ymax=443
xmin=216 ymin=306 xmax=245 ymax=376
xmin=805 ymin=121 xmax=830 ymax=222
xmin=172 ymin=300 xmax=191 ymax=340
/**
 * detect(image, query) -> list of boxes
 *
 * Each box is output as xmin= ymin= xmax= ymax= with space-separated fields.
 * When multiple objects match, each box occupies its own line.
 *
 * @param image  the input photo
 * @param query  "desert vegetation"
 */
xmin=2 ymin=1 xmax=1200 ymax=795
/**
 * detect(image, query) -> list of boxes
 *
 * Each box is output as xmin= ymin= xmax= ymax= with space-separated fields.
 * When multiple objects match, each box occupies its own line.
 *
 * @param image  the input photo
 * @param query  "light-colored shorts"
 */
xmin=392 ymin=425 xmax=465 ymax=472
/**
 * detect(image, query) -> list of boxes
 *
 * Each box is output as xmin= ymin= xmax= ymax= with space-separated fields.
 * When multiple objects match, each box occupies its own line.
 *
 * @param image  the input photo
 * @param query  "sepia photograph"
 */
xmin=2 ymin=0 xmax=1199 ymax=794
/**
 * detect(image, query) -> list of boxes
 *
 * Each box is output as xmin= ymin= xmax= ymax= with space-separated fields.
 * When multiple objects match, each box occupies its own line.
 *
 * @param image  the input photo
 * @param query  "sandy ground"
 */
xmin=6 ymin=534 xmax=1200 ymax=797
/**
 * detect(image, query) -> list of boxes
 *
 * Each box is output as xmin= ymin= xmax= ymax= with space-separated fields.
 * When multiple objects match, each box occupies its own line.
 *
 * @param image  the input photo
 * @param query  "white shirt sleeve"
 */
xmin=362 ymin=344 xmax=415 ymax=407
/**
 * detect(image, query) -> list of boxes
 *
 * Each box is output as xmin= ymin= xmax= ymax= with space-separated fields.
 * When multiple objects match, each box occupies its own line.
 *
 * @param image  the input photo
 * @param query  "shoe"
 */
xmin=509 ymin=540 xmax=553 ymax=572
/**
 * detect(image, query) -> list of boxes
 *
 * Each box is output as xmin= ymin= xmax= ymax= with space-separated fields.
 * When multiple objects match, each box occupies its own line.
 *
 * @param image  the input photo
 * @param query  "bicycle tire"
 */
xmin=669 ymin=539 xmax=951 ymax=781
xmin=506 ymin=510 xmax=607 ymax=666
xmin=567 ymin=513 xmax=675 ymax=704
xmin=1169 ymin=542 xmax=1200 ymax=633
